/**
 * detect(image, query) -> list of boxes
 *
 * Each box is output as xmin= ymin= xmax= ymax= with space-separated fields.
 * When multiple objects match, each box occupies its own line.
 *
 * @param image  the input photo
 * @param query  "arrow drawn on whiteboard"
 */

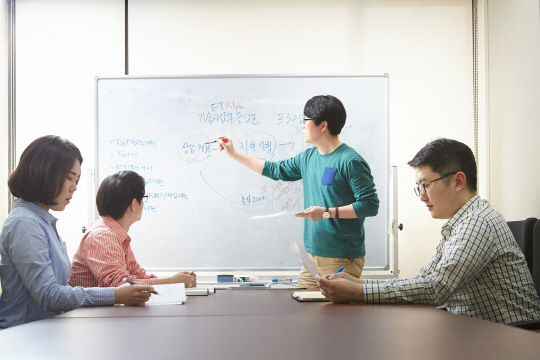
xmin=199 ymin=172 xmax=272 ymax=206
xmin=279 ymin=142 xmax=295 ymax=151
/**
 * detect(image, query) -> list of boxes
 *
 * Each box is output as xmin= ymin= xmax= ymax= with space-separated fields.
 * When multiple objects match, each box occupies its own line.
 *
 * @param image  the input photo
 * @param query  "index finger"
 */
xmin=317 ymin=275 xmax=329 ymax=284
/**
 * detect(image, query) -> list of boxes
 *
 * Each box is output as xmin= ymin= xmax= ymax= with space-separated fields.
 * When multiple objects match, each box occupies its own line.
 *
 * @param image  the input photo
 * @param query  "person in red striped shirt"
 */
xmin=68 ymin=170 xmax=196 ymax=288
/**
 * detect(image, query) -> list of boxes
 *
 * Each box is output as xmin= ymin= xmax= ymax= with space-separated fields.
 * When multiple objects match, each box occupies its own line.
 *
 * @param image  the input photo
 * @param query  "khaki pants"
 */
xmin=298 ymin=254 xmax=365 ymax=289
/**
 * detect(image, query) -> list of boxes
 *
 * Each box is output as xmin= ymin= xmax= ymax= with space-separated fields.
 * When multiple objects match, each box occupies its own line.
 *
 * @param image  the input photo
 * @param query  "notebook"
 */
xmin=147 ymin=283 xmax=187 ymax=305
xmin=291 ymin=291 xmax=329 ymax=302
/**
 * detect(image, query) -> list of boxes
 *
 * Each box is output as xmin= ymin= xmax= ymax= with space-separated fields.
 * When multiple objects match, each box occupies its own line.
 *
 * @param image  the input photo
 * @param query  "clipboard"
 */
xmin=291 ymin=291 xmax=330 ymax=302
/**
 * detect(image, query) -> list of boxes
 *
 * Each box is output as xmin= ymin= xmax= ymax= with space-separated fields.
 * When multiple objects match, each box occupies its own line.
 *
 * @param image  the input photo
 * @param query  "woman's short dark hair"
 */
xmin=304 ymin=95 xmax=347 ymax=135
xmin=408 ymin=138 xmax=478 ymax=192
xmin=8 ymin=135 xmax=83 ymax=205
xmin=96 ymin=170 xmax=145 ymax=220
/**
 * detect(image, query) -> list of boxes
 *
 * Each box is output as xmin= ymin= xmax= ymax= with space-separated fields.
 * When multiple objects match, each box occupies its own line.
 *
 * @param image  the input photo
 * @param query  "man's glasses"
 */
xmin=302 ymin=118 xmax=314 ymax=125
xmin=414 ymin=172 xmax=458 ymax=197
xmin=142 ymin=195 xmax=149 ymax=203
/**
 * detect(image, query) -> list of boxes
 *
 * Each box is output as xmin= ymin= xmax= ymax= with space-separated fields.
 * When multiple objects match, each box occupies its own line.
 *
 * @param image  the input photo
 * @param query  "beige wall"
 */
xmin=2 ymin=0 xmax=539 ymax=278
xmin=14 ymin=0 xmax=125 ymax=255
xmin=488 ymin=0 xmax=540 ymax=221
xmin=129 ymin=0 xmax=474 ymax=277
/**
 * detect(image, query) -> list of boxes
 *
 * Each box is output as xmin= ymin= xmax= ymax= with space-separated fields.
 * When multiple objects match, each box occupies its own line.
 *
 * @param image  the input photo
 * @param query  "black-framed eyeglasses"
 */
xmin=142 ymin=195 xmax=149 ymax=203
xmin=302 ymin=118 xmax=314 ymax=125
xmin=414 ymin=172 xmax=458 ymax=197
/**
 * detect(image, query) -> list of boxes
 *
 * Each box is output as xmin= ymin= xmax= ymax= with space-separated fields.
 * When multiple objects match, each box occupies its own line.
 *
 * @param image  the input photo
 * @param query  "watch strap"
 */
xmin=335 ymin=206 xmax=339 ymax=219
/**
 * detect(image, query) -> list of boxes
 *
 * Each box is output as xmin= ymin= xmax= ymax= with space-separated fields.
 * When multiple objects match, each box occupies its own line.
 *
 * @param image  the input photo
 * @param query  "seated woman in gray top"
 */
xmin=0 ymin=135 xmax=154 ymax=328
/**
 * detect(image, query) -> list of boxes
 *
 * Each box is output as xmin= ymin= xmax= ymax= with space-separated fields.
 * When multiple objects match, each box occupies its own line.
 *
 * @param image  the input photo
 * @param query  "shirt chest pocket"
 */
xmin=321 ymin=167 xmax=338 ymax=186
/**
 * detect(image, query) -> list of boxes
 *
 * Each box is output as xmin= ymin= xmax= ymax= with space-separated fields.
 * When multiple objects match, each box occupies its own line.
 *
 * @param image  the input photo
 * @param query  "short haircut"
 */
xmin=96 ymin=170 xmax=145 ymax=220
xmin=304 ymin=95 xmax=347 ymax=135
xmin=408 ymin=138 xmax=478 ymax=192
xmin=8 ymin=135 xmax=83 ymax=206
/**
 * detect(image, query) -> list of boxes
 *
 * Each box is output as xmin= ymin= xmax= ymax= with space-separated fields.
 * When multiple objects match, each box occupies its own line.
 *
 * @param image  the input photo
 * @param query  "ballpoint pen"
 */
xmin=124 ymin=278 xmax=159 ymax=295
xmin=328 ymin=266 xmax=345 ymax=279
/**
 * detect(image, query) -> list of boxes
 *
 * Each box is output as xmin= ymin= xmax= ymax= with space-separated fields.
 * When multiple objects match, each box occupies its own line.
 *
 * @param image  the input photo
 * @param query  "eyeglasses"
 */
xmin=142 ymin=195 xmax=149 ymax=203
xmin=413 ymin=172 xmax=458 ymax=197
xmin=302 ymin=118 xmax=314 ymax=125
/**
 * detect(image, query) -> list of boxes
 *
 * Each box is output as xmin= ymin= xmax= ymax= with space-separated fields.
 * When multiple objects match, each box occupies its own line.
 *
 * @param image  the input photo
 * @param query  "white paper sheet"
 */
xmin=147 ymin=283 xmax=187 ymax=305
xmin=250 ymin=211 xmax=304 ymax=219
xmin=288 ymin=241 xmax=319 ymax=278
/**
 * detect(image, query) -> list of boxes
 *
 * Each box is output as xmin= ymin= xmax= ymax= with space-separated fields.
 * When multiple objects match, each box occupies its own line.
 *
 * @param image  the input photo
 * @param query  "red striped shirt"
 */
xmin=68 ymin=216 xmax=158 ymax=287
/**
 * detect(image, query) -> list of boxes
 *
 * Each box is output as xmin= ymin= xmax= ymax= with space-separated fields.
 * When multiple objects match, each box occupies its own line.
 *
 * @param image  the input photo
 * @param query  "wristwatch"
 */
xmin=323 ymin=207 xmax=331 ymax=219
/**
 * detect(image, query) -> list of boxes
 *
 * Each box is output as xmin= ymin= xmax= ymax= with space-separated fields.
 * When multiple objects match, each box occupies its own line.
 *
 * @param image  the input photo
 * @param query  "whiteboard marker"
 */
xmin=204 ymin=137 xmax=228 ymax=144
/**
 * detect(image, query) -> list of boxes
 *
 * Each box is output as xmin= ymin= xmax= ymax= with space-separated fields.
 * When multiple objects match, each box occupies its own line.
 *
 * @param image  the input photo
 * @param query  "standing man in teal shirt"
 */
xmin=220 ymin=95 xmax=379 ymax=287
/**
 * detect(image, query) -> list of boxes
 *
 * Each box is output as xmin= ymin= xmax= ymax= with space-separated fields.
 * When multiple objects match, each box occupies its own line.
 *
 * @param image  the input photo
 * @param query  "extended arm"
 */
xmin=295 ymin=204 xmax=358 ymax=222
xmin=220 ymin=138 xmax=264 ymax=174
xmin=362 ymin=218 xmax=493 ymax=305
xmin=7 ymin=219 xmax=115 ymax=312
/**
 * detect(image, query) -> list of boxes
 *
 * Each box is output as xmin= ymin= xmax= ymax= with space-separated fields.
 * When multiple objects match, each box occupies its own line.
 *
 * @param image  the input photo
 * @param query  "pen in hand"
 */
xmin=124 ymin=278 xmax=159 ymax=295
xmin=328 ymin=266 xmax=345 ymax=279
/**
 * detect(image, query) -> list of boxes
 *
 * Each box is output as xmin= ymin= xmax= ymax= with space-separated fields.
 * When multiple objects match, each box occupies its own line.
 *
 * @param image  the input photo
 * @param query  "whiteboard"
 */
xmin=95 ymin=75 xmax=389 ymax=270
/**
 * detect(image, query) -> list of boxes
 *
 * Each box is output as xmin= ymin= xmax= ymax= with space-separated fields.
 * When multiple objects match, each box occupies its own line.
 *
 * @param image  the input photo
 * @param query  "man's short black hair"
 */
xmin=96 ymin=170 xmax=145 ymax=220
xmin=304 ymin=95 xmax=347 ymax=135
xmin=408 ymin=138 xmax=477 ymax=192
xmin=8 ymin=135 xmax=83 ymax=205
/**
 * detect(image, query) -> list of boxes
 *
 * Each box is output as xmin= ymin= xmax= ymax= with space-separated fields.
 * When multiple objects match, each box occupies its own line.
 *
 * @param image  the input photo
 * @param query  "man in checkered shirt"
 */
xmin=318 ymin=138 xmax=540 ymax=324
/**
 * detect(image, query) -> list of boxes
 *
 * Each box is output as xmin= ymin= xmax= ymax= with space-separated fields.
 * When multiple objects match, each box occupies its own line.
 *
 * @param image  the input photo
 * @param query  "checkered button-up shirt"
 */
xmin=364 ymin=196 xmax=540 ymax=324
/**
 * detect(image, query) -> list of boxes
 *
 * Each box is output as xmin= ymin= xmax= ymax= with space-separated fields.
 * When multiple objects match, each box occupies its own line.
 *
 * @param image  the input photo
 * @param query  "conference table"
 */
xmin=1 ymin=289 xmax=540 ymax=359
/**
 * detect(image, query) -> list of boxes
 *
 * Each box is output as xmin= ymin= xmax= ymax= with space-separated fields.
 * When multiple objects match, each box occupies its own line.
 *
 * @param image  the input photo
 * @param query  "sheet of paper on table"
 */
xmin=147 ymin=283 xmax=187 ymax=305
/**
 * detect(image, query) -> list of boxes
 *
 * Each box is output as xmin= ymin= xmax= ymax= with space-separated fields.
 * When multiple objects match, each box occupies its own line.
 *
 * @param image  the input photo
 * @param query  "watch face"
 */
xmin=323 ymin=212 xmax=330 ymax=219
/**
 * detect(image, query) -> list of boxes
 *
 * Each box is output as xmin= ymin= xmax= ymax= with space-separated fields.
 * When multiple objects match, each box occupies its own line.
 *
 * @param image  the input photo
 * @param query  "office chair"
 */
xmin=507 ymin=218 xmax=537 ymax=274
xmin=532 ymin=220 xmax=540 ymax=296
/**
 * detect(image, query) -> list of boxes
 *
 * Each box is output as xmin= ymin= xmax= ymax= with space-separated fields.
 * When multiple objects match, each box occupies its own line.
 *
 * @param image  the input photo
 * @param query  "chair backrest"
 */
xmin=532 ymin=220 xmax=540 ymax=295
xmin=507 ymin=218 xmax=537 ymax=274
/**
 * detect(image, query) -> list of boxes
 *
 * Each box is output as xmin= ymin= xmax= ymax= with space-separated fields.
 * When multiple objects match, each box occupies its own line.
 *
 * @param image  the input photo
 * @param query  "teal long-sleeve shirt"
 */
xmin=262 ymin=143 xmax=379 ymax=258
